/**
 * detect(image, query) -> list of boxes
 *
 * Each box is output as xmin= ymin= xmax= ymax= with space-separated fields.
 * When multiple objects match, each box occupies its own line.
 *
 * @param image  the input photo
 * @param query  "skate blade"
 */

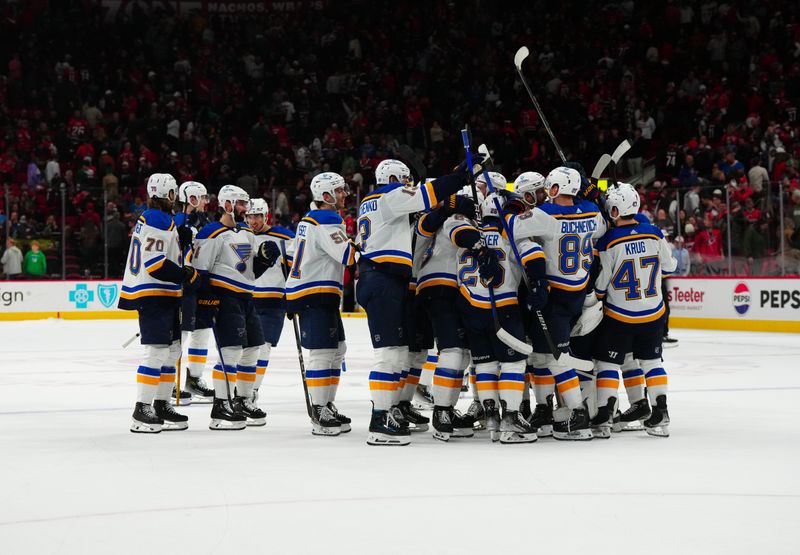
xmin=473 ymin=421 xmax=487 ymax=431
xmin=489 ymin=430 xmax=500 ymax=442
xmin=591 ymin=426 xmax=611 ymax=439
xmin=409 ymin=423 xmax=429 ymax=433
xmin=663 ymin=342 xmax=679 ymax=349
xmin=620 ymin=421 xmax=646 ymax=431
xmin=171 ymin=398 xmax=192 ymax=407
xmin=553 ymin=429 xmax=594 ymax=441
xmin=611 ymin=422 xmax=623 ymax=433
xmin=246 ymin=417 xmax=267 ymax=427
xmin=499 ymin=432 xmax=537 ymax=444
xmin=432 ymin=430 xmax=451 ymax=442
xmin=161 ymin=421 xmax=188 ymax=431
xmin=186 ymin=396 xmax=213 ymax=405
xmin=452 ymin=427 xmax=474 ymax=438
xmin=209 ymin=419 xmax=246 ymax=430
xmin=311 ymin=424 xmax=341 ymax=436
xmin=536 ymin=424 xmax=553 ymax=438
xmin=645 ymin=425 xmax=670 ymax=437
xmin=130 ymin=420 xmax=162 ymax=433
xmin=338 ymin=423 xmax=352 ymax=433
xmin=367 ymin=432 xmax=411 ymax=446
xmin=412 ymin=401 xmax=434 ymax=411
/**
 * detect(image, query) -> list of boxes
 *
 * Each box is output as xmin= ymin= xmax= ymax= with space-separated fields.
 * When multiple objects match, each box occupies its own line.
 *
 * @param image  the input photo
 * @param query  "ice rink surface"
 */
xmin=0 ymin=318 xmax=798 ymax=554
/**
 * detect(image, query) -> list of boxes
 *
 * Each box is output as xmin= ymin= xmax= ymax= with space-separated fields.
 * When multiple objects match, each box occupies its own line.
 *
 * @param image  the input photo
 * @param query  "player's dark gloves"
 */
xmin=446 ymin=194 xmax=477 ymax=219
xmin=177 ymin=225 xmax=194 ymax=253
xmin=527 ymin=278 xmax=549 ymax=311
xmin=455 ymin=153 xmax=486 ymax=176
xmin=258 ymin=241 xmax=281 ymax=268
xmin=476 ymin=247 xmax=502 ymax=286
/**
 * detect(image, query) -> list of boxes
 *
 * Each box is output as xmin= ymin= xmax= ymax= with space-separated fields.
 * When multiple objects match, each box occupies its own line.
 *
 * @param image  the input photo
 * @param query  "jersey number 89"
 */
xmin=558 ymin=234 xmax=593 ymax=275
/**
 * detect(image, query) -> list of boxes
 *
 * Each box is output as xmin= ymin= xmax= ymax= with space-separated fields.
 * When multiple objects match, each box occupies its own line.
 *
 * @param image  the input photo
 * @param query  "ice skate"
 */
xmin=184 ymin=375 xmax=214 ymax=404
xmin=467 ymin=399 xmax=486 ymax=431
xmin=483 ymin=400 xmax=501 ymax=442
xmin=311 ymin=405 xmax=341 ymax=436
xmin=412 ymin=384 xmax=435 ymax=410
xmin=590 ymin=397 xmax=616 ymax=439
xmin=398 ymin=400 xmax=429 ymax=432
xmin=130 ymin=402 xmax=163 ymax=433
xmin=619 ymin=399 xmax=651 ymax=431
xmin=431 ymin=406 xmax=454 ymax=442
xmin=234 ymin=395 xmax=267 ymax=427
xmin=644 ymin=395 xmax=670 ymax=437
xmin=327 ymin=402 xmax=351 ymax=433
xmin=153 ymin=399 xmax=188 ymax=431
xmin=529 ymin=394 xmax=554 ymax=437
xmin=209 ymin=398 xmax=246 ymax=430
xmin=499 ymin=410 xmax=537 ymax=444
xmin=170 ymin=386 xmax=192 ymax=406
xmin=553 ymin=407 xmax=593 ymax=441
xmin=367 ymin=407 xmax=410 ymax=446
xmin=451 ymin=408 xmax=475 ymax=437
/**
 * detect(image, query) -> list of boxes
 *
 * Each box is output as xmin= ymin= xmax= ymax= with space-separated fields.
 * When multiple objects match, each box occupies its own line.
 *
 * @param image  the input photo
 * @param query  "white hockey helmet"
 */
xmin=217 ymin=184 xmax=251 ymax=215
xmin=457 ymin=184 xmax=485 ymax=205
xmin=311 ymin=172 xmax=347 ymax=204
xmin=480 ymin=192 xmax=506 ymax=219
xmin=375 ymin=159 xmax=412 ymax=185
xmin=178 ymin=180 xmax=207 ymax=206
xmin=147 ymin=173 xmax=177 ymax=200
xmin=545 ymin=166 xmax=581 ymax=198
xmin=605 ymin=183 xmax=640 ymax=220
xmin=476 ymin=171 xmax=507 ymax=193
xmin=246 ymin=198 xmax=269 ymax=216
xmin=514 ymin=171 xmax=545 ymax=206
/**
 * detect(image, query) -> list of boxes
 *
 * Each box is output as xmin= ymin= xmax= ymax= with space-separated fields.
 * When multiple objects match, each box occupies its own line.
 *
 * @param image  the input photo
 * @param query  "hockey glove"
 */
xmin=182 ymin=265 xmax=200 ymax=294
xmin=495 ymin=189 xmax=527 ymax=215
xmin=455 ymin=152 xmax=486 ymax=176
xmin=257 ymin=241 xmax=281 ymax=269
xmin=448 ymin=194 xmax=476 ymax=219
xmin=177 ymin=225 xmax=194 ymax=254
xmin=476 ymin=247 xmax=502 ymax=286
xmin=527 ymin=278 xmax=549 ymax=312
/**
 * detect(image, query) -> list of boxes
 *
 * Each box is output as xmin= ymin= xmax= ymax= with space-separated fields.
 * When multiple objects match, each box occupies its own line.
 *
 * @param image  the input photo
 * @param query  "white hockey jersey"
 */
xmin=357 ymin=181 xmax=444 ymax=276
xmin=409 ymin=220 xmax=433 ymax=294
xmin=415 ymin=213 xmax=462 ymax=295
xmin=251 ymin=225 xmax=296 ymax=309
xmin=285 ymin=209 xmax=356 ymax=309
xmin=506 ymin=200 xmax=607 ymax=293
xmin=595 ymin=222 xmax=677 ymax=324
xmin=193 ymin=221 xmax=257 ymax=297
xmin=451 ymin=219 xmax=543 ymax=309
xmin=119 ymin=209 xmax=183 ymax=309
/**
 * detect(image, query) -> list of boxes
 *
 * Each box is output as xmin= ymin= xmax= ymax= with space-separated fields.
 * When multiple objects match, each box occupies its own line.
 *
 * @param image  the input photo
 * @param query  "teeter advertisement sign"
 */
xmin=666 ymin=277 xmax=800 ymax=333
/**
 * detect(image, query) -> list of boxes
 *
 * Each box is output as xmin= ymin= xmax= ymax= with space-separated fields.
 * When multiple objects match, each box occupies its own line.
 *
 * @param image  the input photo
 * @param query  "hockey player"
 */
xmin=415 ymin=187 xmax=478 ymax=441
xmin=356 ymin=158 xmax=478 ymax=446
xmin=505 ymin=166 xmax=608 ymax=440
xmin=193 ymin=185 xmax=277 ymax=430
xmin=172 ymin=180 xmax=215 ymax=405
xmin=514 ymin=171 xmax=547 ymax=208
xmin=450 ymin=178 xmax=544 ymax=444
xmin=592 ymin=185 xmax=676 ymax=437
xmin=245 ymin=198 xmax=295 ymax=406
xmin=285 ymin=172 xmax=356 ymax=437
xmin=119 ymin=173 xmax=199 ymax=433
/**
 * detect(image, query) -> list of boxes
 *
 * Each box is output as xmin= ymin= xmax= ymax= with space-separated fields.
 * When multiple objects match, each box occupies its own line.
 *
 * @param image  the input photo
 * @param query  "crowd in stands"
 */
xmin=0 ymin=0 xmax=798 ymax=279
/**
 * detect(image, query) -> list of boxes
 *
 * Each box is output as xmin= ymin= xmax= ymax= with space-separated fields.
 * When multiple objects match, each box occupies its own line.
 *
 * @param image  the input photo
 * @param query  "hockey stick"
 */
xmin=461 ymin=129 xmax=532 ymax=356
xmin=514 ymin=46 xmax=567 ymax=164
xmin=209 ymin=321 xmax=235 ymax=406
xmin=175 ymin=197 xmax=190 ymax=405
xmin=122 ymin=332 xmax=140 ymax=348
xmin=279 ymin=241 xmax=313 ymax=418
xmin=591 ymin=154 xmax=612 ymax=183
xmin=610 ymin=140 xmax=631 ymax=187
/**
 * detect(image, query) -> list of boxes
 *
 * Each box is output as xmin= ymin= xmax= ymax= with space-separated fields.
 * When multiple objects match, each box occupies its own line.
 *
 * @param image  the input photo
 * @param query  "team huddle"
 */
xmin=120 ymin=148 xmax=676 ymax=446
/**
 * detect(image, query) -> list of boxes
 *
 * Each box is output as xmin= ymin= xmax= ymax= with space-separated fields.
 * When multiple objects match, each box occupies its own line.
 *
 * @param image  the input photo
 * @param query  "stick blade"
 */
xmin=496 ymin=327 xmax=533 ymax=355
xmin=514 ymin=46 xmax=530 ymax=70
xmin=591 ymin=153 xmax=612 ymax=180
xmin=610 ymin=140 xmax=631 ymax=163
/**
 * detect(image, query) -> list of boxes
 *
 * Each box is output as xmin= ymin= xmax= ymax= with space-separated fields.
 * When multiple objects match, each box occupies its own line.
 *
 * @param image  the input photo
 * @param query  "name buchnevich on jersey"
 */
xmin=559 ymin=219 xmax=598 ymax=234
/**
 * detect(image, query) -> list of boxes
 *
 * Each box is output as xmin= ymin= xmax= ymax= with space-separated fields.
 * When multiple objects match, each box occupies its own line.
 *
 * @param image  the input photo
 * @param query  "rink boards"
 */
xmin=1 ymin=278 xmax=798 ymax=332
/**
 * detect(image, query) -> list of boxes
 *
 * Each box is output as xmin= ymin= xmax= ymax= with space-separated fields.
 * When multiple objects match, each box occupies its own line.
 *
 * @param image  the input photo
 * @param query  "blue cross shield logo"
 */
xmin=69 ymin=284 xmax=94 ymax=309
xmin=97 ymin=284 xmax=118 ymax=308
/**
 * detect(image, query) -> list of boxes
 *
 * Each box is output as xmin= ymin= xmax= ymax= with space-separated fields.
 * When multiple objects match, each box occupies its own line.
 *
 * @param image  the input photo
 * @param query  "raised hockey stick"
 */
xmin=514 ymin=46 xmax=567 ymax=164
xmin=279 ymin=241 xmax=313 ymax=418
xmin=610 ymin=140 xmax=631 ymax=187
xmin=591 ymin=154 xmax=612 ymax=183
xmin=462 ymin=129 xmax=532 ymax=356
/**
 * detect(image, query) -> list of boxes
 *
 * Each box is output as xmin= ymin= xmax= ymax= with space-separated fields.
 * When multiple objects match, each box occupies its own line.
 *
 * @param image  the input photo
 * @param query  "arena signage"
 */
xmin=666 ymin=277 xmax=800 ymax=333
xmin=0 ymin=281 xmax=133 ymax=320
